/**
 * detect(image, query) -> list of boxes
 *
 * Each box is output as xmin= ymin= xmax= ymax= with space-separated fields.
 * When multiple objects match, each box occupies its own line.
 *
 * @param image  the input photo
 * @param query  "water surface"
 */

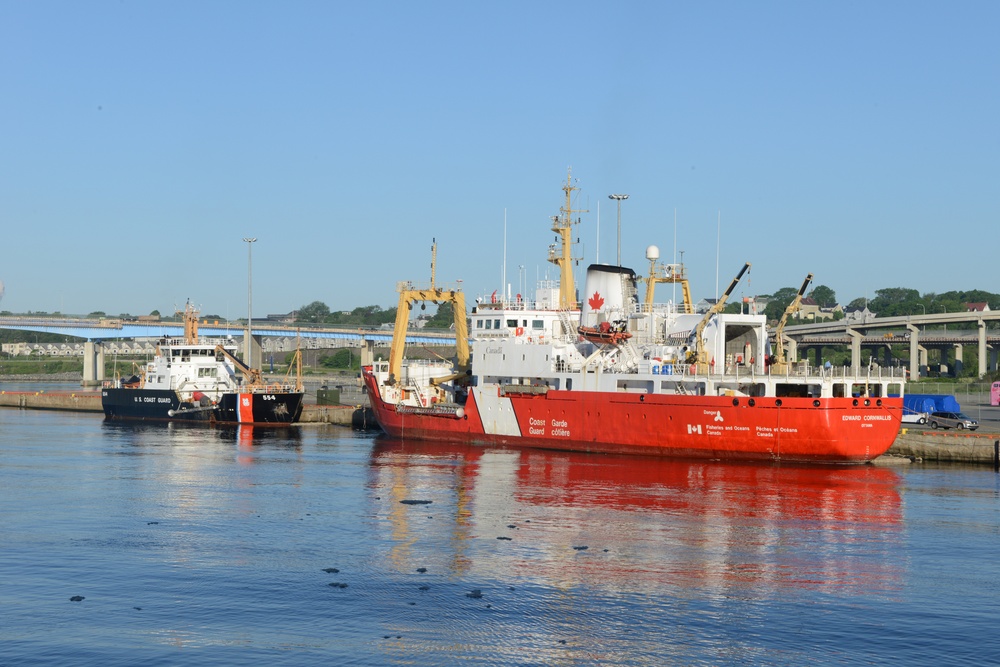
xmin=2 ymin=407 xmax=999 ymax=665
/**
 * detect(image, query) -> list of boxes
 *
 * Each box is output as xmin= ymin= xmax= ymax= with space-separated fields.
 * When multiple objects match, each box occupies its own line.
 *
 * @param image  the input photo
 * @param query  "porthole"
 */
xmin=852 ymin=399 xmax=859 ymax=406
xmin=732 ymin=398 xmax=739 ymax=407
xmin=774 ymin=399 xmax=781 ymax=407
xmin=748 ymin=399 xmax=756 ymax=407
xmin=813 ymin=400 xmax=820 ymax=407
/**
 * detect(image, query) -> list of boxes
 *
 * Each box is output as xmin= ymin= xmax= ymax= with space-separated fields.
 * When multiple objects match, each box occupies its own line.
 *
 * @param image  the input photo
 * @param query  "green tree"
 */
xmin=425 ymin=302 xmax=456 ymax=328
xmin=297 ymin=301 xmax=331 ymax=323
xmin=808 ymin=285 xmax=837 ymax=308
xmin=763 ymin=287 xmax=800 ymax=321
xmin=319 ymin=348 xmax=354 ymax=369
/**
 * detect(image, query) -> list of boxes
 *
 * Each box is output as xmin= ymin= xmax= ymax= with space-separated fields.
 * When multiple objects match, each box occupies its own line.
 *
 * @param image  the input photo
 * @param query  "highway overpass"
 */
xmin=782 ymin=310 xmax=1000 ymax=378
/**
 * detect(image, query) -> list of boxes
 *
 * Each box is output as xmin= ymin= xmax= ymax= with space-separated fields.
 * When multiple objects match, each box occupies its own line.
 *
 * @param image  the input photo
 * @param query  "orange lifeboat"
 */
xmin=577 ymin=321 xmax=632 ymax=345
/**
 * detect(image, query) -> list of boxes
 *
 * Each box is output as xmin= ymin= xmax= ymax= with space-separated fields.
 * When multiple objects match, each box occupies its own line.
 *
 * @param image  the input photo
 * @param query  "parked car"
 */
xmin=901 ymin=409 xmax=928 ymax=425
xmin=928 ymin=411 xmax=979 ymax=430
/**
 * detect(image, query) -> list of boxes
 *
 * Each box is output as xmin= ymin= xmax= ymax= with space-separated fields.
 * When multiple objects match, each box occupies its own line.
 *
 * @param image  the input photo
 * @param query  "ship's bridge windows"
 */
xmin=851 ymin=383 xmax=883 ymax=398
xmin=506 ymin=319 xmax=518 ymax=328
xmin=532 ymin=320 xmax=544 ymax=330
xmin=775 ymin=383 xmax=822 ymax=398
xmin=198 ymin=368 xmax=217 ymax=378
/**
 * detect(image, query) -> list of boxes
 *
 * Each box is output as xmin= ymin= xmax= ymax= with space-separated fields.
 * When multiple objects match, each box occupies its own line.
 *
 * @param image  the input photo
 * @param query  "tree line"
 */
xmin=742 ymin=285 xmax=1000 ymax=325
xmin=297 ymin=286 xmax=1000 ymax=330
xmin=294 ymin=301 xmax=455 ymax=329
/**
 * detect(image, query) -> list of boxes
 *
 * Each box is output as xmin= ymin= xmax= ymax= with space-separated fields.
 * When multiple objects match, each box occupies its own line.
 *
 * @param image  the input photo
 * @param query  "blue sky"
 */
xmin=2 ymin=1 xmax=997 ymax=319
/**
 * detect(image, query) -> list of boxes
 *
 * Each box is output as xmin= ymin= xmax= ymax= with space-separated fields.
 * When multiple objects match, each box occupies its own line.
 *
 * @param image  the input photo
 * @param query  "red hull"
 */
xmin=362 ymin=369 xmax=902 ymax=463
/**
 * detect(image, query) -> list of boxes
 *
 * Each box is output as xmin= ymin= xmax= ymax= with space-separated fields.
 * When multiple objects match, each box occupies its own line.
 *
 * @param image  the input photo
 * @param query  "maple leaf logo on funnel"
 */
xmin=588 ymin=292 xmax=605 ymax=310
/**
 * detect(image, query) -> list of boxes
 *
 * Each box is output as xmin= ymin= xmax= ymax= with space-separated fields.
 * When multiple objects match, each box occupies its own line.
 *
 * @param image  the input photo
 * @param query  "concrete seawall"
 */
xmin=886 ymin=429 xmax=1000 ymax=465
xmin=0 ymin=390 xmax=363 ymax=426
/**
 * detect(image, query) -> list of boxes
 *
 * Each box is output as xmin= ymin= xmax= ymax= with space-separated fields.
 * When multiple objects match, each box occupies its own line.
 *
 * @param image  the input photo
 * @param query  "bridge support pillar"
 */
xmin=978 ymin=320 xmax=988 ymax=378
xmin=82 ymin=341 xmax=105 ymax=387
xmin=953 ymin=343 xmax=963 ymax=377
xmin=243 ymin=330 xmax=262 ymax=370
xmin=361 ymin=338 xmax=376 ymax=367
xmin=847 ymin=328 xmax=862 ymax=373
xmin=906 ymin=324 xmax=920 ymax=382
xmin=784 ymin=338 xmax=798 ymax=363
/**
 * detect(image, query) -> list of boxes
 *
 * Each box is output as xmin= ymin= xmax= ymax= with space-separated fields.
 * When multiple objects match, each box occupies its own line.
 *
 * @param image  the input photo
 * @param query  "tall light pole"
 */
xmin=608 ymin=194 xmax=629 ymax=266
xmin=243 ymin=237 xmax=257 ymax=369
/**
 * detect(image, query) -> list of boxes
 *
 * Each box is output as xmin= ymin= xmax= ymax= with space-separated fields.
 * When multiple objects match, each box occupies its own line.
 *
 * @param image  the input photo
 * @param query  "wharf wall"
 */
xmin=0 ymin=391 xmax=362 ymax=426
xmin=885 ymin=429 xmax=1000 ymax=465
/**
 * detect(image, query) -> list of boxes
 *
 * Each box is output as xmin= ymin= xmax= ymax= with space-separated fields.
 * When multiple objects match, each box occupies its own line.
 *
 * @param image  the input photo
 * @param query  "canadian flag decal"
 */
xmin=588 ymin=292 xmax=605 ymax=310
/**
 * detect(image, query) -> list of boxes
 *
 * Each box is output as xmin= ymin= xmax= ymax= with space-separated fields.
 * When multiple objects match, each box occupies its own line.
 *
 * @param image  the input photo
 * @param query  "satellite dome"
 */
xmin=645 ymin=245 xmax=660 ymax=261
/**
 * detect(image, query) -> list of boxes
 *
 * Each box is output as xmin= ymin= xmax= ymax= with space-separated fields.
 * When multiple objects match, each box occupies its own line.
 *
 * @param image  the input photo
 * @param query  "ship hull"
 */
xmin=363 ymin=371 xmax=901 ymax=463
xmin=102 ymin=388 xmax=304 ymax=425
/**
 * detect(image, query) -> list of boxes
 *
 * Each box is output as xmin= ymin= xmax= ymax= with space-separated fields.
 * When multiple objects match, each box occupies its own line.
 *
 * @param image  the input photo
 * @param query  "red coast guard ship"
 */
xmin=362 ymin=174 xmax=904 ymax=463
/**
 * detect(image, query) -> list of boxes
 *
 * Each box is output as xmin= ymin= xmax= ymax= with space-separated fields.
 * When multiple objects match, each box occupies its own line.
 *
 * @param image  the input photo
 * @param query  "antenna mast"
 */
xmin=548 ymin=168 xmax=587 ymax=309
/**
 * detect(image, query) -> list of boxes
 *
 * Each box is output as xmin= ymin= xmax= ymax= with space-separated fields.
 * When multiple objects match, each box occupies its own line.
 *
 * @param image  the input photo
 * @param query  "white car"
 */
xmin=901 ymin=410 xmax=928 ymax=425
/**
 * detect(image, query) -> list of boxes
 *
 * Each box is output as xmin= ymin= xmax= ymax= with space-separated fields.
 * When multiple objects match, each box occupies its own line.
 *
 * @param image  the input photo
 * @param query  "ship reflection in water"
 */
xmin=370 ymin=436 xmax=904 ymax=599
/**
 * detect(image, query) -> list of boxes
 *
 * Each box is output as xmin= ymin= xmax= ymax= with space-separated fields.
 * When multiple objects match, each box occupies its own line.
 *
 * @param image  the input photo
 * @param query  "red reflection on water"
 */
xmin=236 ymin=425 xmax=255 ymax=465
xmin=371 ymin=438 xmax=904 ymax=596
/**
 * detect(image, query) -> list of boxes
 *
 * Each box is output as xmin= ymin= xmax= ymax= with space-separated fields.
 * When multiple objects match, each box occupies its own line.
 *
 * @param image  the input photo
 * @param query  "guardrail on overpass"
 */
xmin=0 ymin=317 xmax=456 ymax=346
xmin=782 ymin=311 xmax=1000 ymax=378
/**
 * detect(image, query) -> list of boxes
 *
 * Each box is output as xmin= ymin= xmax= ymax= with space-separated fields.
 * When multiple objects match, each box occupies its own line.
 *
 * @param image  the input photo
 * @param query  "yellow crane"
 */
xmin=689 ymin=262 xmax=751 ymax=374
xmin=387 ymin=239 xmax=470 ymax=386
xmin=770 ymin=273 xmax=813 ymax=373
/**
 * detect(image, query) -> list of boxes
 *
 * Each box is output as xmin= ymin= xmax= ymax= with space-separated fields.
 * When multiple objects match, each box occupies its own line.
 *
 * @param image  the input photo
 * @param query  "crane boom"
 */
xmin=771 ymin=272 xmax=814 ymax=370
xmin=690 ymin=262 xmax=751 ymax=373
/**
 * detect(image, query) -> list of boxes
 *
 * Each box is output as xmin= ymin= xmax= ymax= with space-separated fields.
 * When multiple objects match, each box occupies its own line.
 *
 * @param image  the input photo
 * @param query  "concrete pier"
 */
xmin=882 ymin=429 xmax=1000 ymax=465
xmin=0 ymin=391 xmax=361 ymax=426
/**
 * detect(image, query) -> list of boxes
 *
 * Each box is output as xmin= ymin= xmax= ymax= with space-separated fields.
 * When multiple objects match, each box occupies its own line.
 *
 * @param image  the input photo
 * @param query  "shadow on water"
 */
xmin=101 ymin=419 xmax=303 ymax=451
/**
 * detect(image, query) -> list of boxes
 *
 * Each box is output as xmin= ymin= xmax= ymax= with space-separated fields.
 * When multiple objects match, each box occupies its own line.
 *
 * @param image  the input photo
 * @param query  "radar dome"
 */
xmin=645 ymin=245 xmax=660 ymax=261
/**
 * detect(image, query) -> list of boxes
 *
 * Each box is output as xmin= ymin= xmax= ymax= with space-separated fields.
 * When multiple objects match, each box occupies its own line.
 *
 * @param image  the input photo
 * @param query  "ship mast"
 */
xmin=548 ymin=168 xmax=586 ymax=310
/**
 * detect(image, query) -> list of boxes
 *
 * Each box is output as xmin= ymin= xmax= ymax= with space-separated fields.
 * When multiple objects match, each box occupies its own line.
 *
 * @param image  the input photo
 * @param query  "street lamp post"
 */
xmin=243 ymin=237 xmax=257 ymax=369
xmin=608 ymin=194 xmax=629 ymax=266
